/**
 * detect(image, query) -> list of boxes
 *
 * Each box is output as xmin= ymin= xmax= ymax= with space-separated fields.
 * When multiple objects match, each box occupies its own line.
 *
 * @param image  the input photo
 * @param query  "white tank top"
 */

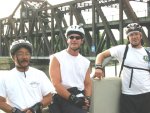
xmin=54 ymin=50 xmax=90 ymax=91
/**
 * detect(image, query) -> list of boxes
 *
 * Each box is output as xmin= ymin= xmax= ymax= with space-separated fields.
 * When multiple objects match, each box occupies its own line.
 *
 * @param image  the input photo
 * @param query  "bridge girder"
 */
xmin=0 ymin=0 xmax=150 ymax=56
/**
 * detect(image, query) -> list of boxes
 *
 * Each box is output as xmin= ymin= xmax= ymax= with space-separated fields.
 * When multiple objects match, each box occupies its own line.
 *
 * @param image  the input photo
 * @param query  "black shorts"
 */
xmin=120 ymin=92 xmax=150 ymax=113
xmin=49 ymin=95 xmax=87 ymax=113
xmin=49 ymin=87 xmax=87 ymax=113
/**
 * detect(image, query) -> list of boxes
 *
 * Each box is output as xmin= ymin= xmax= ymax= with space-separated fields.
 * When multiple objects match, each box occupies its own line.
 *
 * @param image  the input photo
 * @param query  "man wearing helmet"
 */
xmin=0 ymin=39 xmax=56 ymax=113
xmin=49 ymin=25 xmax=92 ymax=113
xmin=94 ymin=23 xmax=150 ymax=113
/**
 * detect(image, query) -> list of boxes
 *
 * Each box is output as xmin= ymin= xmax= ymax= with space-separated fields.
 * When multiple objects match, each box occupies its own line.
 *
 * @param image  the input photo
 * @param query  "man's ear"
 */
xmin=66 ymin=38 xmax=69 ymax=44
xmin=81 ymin=38 xmax=85 ymax=44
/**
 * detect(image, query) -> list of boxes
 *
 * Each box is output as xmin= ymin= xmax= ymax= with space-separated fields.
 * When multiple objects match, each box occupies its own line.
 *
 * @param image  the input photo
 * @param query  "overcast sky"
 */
xmin=0 ymin=0 xmax=147 ymax=20
xmin=0 ymin=1 xmax=148 ymax=39
xmin=0 ymin=0 xmax=72 ymax=18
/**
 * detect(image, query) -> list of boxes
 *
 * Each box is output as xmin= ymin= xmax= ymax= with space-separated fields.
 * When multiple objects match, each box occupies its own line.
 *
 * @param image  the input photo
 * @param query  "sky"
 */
xmin=0 ymin=0 xmax=147 ymax=40
xmin=0 ymin=0 xmax=72 ymax=18
xmin=0 ymin=0 xmax=147 ymax=18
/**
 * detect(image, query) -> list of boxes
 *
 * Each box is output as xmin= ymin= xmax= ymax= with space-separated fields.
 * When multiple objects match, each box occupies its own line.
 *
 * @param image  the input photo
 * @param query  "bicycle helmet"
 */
xmin=10 ymin=39 xmax=33 ymax=57
xmin=65 ymin=25 xmax=85 ymax=38
xmin=126 ymin=23 xmax=142 ymax=36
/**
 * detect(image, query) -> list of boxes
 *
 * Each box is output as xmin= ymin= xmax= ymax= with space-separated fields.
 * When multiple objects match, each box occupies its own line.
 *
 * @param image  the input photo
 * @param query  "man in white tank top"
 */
xmin=49 ymin=24 xmax=92 ymax=113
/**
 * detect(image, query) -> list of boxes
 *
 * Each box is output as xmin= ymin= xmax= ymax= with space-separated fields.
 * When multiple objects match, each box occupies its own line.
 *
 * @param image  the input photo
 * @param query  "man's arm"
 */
xmin=0 ymin=96 xmax=15 ymax=113
xmin=94 ymin=50 xmax=111 ymax=79
xmin=83 ymin=67 xmax=92 ymax=110
xmin=84 ymin=67 xmax=92 ymax=97
xmin=40 ymin=93 xmax=52 ymax=107
xmin=27 ymin=93 xmax=53 ymax=113
xmin=49 ymin=56 xmax=71 ymax=100
xmin=95 ymin=49 xmax=111 ymax=64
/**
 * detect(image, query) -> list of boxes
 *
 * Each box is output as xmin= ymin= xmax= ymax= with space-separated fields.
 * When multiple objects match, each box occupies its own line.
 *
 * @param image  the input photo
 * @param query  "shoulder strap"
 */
xmin=119 ymin=43 xmax=129 ymax=77
xmin=145 ymin=49 xmax=150 ymax=62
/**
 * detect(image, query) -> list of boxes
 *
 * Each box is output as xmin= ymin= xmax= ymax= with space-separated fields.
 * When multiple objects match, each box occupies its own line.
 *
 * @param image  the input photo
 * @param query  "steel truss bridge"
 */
xmin=0 ymin=0 xmax=150 ymax=57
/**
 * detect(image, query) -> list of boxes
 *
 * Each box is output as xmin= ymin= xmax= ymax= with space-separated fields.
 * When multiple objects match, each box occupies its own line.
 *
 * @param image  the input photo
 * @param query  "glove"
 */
xmin=85 ymin=96 xmax=91 ymax=105
xmin=68 ymin=94 xmax=85 ymax=107
xmin=29 ymin=102 xmax=43 ymax=113
xmin=84 ymin=96 xmax=91 ymax=111
xmin=11 ymin=107 xmax=25 ymax=113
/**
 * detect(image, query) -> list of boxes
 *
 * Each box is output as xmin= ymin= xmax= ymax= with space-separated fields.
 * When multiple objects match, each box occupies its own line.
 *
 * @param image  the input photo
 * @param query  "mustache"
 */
xmin=19 ymin=60 xmax=29 ymax=63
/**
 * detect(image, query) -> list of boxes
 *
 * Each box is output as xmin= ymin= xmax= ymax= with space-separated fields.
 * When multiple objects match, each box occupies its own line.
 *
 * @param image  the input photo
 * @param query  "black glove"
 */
xmin=68 ymin=94 xmax=85 ymax=107
xmin=29 ymin=102 xmax=43 ymax=113
xmin=84 ymin=96 xmax=91 ymax=112
xmin=11 ymin=107 xmax=25 ymax=113
xmin=85 ymin=96 xmax=91 ymax=105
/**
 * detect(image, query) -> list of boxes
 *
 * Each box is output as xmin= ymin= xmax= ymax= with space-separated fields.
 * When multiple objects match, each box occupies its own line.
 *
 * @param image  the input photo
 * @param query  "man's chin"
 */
xmin=17 ymin=63 xmax=29 ymax=68
xmin=131 ymin=43 xmax=139 ymax=48
xmin=71 ymin=46 xmax=80 ymax=51
xmin=72 ymin=48 xmax=80 ymax=51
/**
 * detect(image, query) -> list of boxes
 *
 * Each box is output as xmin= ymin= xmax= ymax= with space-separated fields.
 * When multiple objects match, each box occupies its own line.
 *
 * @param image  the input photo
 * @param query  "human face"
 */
xmin=13 ymin=48 xmax=31 ymax=69
xmin=67 ymin=34 xmax=84 ymax=51
xmin=128 ymin=31 xmax=142 ymax=48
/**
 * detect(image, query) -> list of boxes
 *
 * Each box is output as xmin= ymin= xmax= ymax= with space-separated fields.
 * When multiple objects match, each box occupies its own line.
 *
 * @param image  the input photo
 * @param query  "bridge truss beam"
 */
xmin=0 ymin=0 xmax=150 ymax=56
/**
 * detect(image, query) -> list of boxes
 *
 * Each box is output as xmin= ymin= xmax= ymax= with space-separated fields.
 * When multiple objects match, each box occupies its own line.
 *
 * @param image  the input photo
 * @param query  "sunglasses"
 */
xmin=68 ymin=36 xmax=83 ymax=40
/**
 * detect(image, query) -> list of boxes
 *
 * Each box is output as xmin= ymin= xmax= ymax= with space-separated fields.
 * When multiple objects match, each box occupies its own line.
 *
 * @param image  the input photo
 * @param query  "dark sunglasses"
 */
xmin=68 ymin=36 xmax=83 ymax=40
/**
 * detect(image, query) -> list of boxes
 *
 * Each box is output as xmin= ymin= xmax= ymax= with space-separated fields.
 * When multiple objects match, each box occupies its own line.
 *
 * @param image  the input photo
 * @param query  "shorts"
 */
xmin=120 ymin=92 xmax=150 ymax=113
xmin=49 ymin=95 xmax=87 ymax=113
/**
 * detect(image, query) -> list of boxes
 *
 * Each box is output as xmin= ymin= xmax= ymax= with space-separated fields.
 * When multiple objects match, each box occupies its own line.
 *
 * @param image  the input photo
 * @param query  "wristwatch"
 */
xmin=11 ymin=107 xmax=17 ymax=113
xmin=95 ymin=64 xmax=103 ymax=70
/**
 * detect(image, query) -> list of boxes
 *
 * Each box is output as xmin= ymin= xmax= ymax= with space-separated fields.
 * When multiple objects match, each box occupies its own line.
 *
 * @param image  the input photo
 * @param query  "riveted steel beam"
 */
xmin=0 ymin=0 xmax=150 ymax=57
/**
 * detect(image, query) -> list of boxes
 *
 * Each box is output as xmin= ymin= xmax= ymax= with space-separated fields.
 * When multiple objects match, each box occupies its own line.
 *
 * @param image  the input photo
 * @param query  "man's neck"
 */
xmin=66 ymin=48 xmax=79 ymax=56
xmin=16 ymin=66 xmax=29 ymax=72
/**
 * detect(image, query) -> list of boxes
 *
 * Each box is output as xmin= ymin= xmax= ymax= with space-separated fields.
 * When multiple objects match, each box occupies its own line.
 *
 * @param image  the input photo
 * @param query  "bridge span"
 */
xmin=0 ymin=0 xmax=150 ymax=57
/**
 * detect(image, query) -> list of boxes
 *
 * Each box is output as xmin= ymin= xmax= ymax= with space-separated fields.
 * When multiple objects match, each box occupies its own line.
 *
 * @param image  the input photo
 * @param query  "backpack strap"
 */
xmin=145 ymin=49 xmax=150 ymax=62
xmin=119 ymin=43 xmax=129 ymax=77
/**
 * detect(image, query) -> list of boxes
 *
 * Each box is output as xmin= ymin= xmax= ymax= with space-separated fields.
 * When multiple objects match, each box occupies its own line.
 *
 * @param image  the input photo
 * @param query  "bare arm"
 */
xmin=84 ymin=67 xmax=92 ymax=97
xmin=94 ymin=50 xmax=111 ymax=79
xmin=82 ymin=67 xmax=92 ymax=110
xmin=49 ymin=56 xmax=71 ymax=100
xmin=40 ymin=93 xmax=53 ymax=107
xmin=95 ymin=49 xmax=111 ymax=64
xmin=0 ymin=96 xmax=14 ymax=113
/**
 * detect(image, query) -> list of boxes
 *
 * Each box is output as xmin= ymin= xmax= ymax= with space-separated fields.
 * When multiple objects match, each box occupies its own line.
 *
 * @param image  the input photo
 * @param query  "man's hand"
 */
xmin=29 ymin=102 xmax=43 ymax=113
xmin=11 ymin=107 xmax=25 ymax=113
xmin=82 ymin=96 xmax=91 ymax=111
xmin=93 ymin=68 xmax=104 ymax=80
xmin=68 ymin=94 xmax=85 ymax=107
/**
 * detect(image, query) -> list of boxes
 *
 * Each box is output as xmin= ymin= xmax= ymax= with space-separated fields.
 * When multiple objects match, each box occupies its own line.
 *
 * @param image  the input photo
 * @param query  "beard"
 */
xmin=16 ymin=60 xmax=30 ymax=69
xmin=70 ymin=43 xmax=81 ymax=51
xmin=70 ymin=47 xmax=80 ymax=51
xmin=130 ymin=41 xmax=141 ymax=48
xmin=131 ymin=43 xmax=139 ymax=48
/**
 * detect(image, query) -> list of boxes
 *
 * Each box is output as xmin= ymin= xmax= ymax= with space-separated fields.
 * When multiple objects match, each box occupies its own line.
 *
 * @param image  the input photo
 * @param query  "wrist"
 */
xmin=95 ymin=64 xmax=103 ymax=70
xmin=11 ymin=107 xmax=17 ymax=113
xmin=85 ymin=96 xmax=91 ymax=100
xmin=68 ymin=94 xmax=76 ymax=103
xmin=85 ymin=96 xmax=91 ymax=103
xmin=29 ymin=102 xmax=43 ymax=113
